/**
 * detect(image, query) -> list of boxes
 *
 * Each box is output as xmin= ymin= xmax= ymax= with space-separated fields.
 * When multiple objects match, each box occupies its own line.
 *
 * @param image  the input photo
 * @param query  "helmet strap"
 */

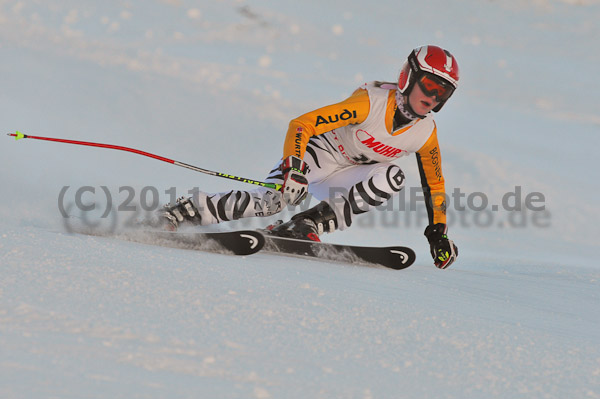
xmin=395 ymin=89 xmax=426 ymax=121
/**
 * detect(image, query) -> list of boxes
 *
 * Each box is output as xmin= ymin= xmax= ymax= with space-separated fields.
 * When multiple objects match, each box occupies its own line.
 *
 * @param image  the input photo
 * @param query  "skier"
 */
xmin=161 ymin=45 xmax=459 ymax=269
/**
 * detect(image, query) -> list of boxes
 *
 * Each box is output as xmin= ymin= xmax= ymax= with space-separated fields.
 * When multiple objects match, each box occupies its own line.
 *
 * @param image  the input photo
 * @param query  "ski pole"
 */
xmin=7 ymin=131 xmax=282 ymax=191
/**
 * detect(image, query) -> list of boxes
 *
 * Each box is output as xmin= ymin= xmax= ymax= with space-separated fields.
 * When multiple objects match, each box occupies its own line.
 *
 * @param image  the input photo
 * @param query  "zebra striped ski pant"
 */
xmin=189 ymin=136 xmax=405 ymax=230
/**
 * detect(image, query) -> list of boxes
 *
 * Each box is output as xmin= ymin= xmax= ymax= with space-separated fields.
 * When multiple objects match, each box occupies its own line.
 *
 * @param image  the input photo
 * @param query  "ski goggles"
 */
xmin=416 ymin=72 xmax=455 ymax=102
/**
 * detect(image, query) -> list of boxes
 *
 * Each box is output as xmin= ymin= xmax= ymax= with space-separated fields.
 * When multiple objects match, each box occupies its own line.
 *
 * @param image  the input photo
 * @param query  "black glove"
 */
xmin=424 ymin=223 xmax=458 ymax=269
xmin=280 ymin=155 xmax=309 ymax=205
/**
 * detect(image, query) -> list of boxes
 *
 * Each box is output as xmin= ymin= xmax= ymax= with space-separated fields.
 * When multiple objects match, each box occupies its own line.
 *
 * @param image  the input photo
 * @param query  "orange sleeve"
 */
xmin=415 ymin=124 xmax=447 ymax=225
xmin=283 ymin=88 xmax=370 ymax=159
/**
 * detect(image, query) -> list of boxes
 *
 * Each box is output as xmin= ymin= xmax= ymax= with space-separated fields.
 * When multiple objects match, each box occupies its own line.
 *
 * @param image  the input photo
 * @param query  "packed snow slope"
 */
xmin=1 ymin=1 xmax=599 ymax=398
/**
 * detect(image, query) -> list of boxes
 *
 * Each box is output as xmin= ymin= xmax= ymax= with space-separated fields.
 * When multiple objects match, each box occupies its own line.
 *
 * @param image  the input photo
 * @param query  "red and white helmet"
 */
xmin=398 ymin=45 xmax=459 ymax=112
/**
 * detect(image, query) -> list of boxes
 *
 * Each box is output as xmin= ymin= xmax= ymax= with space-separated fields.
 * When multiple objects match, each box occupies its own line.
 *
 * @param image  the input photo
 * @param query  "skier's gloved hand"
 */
xmin=424 ymin=223 xmax=458 ymax=269
xmin=280 ymin=155 xmax=309 ymax=206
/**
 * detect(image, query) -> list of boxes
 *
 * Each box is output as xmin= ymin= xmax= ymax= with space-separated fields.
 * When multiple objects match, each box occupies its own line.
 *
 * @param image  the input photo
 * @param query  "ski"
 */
xmin=73 ymin=225 xmax=413 ymax=267
xmin=261 ymin=235 xmax=416 ymax=270
xmin=142 ymin=230 xmax=265 ymax=255
xmin=76 ymin=229 xmax=265 ymax=256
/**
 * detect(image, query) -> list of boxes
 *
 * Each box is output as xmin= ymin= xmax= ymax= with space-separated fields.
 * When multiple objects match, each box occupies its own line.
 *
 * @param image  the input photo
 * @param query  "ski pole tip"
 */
xmin=9 ymin=131 xmax=25 ymax=140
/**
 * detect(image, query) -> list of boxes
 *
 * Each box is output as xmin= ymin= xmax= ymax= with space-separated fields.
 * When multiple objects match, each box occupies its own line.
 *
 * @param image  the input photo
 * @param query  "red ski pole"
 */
xmin=7 ymin=131 xmax=282 ymax=190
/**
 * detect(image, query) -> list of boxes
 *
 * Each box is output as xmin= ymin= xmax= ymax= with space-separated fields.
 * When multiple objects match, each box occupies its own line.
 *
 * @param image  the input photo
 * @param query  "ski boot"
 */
xmin=265 ymin=201 xmax=338 ymax=242
xmin=159 ymin=197 xmax=202 ymax=231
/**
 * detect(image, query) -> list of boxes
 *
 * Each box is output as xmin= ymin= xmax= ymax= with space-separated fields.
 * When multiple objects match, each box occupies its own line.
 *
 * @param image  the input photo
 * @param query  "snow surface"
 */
xmin=1 ymin=0 xmax=599 ymax=398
